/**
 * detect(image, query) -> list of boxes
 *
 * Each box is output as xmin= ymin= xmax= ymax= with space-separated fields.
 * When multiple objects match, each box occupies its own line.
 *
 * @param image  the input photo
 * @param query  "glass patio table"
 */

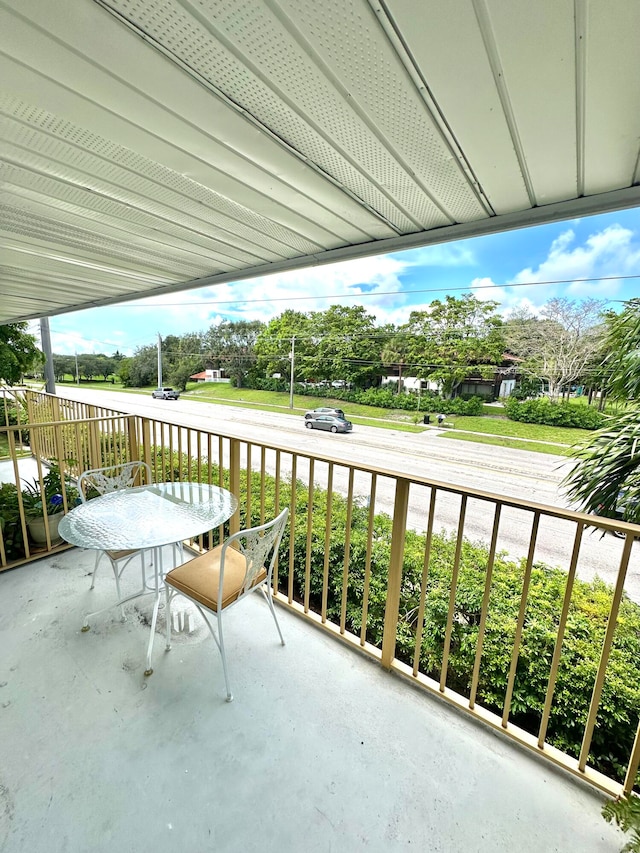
xmin=59 ymin=481 xmax=238 ymax=674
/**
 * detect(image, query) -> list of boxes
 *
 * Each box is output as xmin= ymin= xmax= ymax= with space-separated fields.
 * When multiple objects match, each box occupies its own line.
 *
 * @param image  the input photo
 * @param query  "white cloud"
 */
xmin=395 ymin=243 xmax=476 ymax=267
xmin=512 ymin=224 xmax=639 ymax=302
xmin=173 ymin=255 xmax=412 ymax=326
xmin=469 ymin=276 xmax=510 ymax=304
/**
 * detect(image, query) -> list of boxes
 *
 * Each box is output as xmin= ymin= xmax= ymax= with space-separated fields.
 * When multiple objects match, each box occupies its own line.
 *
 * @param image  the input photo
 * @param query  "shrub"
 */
xmin=504 ymin=397 xmax=606 ymax=429
xmin=0 ymin=482 xmax=25 ymax=562
xmin=277 ymin=492 xmax=640 ymax=784
xmin=148 ymin=446 xmax=640 ymax=785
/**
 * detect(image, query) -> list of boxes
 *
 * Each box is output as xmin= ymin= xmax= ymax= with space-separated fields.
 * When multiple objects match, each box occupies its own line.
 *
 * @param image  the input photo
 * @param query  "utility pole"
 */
xmin=289 ymin=335 xmax=295 ymax=409
xmin=39 ymin=317 xmax=56 ymax=394
xmin=75 ymin=352 xmax=79 ymax=385
xmin=157 ymin=333 xmax=163 ymax=389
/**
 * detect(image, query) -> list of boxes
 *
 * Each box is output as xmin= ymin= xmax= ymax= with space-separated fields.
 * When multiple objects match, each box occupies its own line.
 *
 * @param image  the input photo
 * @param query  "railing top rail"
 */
xmin=0 ymin=414 xmax=132 ymax=432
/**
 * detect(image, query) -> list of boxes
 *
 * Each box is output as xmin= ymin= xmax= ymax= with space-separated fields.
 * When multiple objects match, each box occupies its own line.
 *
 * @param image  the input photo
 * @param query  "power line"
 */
xmin=89 ymin=273 xmax=639 ymax=309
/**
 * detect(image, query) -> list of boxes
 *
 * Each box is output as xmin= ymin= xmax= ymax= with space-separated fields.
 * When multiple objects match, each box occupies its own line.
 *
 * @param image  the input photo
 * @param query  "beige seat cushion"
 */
xmin=105 ymin=549 xmax=138 ymax=561
xmin=165 ymin=545 xmax=266 ymax=612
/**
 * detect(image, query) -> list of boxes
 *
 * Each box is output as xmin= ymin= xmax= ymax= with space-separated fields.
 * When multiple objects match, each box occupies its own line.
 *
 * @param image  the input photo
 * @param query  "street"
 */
xmin=55 ymin=386 xmax=640 ymax=601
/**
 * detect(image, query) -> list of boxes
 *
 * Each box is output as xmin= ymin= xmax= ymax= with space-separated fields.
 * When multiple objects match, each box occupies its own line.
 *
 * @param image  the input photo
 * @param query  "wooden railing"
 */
xmin=2 ymin=389 xmax=640 ymax=799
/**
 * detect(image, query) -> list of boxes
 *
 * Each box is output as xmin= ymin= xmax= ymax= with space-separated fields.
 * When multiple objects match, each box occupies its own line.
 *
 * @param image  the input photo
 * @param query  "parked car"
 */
xmin=596 ymin=488 xmax=639 ymax=539
xmin=152 ymin=387 xmax=180 ymax=400
xmin=304 ymin=407 xmax=345 ymax=420
xmin=305 ymin=415 xmax=352 ymax=434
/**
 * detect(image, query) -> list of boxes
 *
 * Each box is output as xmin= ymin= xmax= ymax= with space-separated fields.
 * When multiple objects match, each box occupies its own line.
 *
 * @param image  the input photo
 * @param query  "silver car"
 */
xmin=152 ymin=387 xmax=180 ymax=399
xmin=305 ymin=414 xmax=352 ymax=434
xmin=304 ymin=407 xmax=345 ymax=420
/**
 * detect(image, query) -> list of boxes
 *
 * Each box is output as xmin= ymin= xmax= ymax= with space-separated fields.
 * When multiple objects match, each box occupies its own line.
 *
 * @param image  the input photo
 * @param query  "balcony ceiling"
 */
xmin=1 ymin=0 xmax=640 ymax=324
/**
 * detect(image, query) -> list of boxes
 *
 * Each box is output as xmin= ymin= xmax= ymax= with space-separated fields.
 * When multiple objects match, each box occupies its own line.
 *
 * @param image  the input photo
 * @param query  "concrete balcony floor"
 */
xmin=0 ymin=548 xmax=625 ymax=853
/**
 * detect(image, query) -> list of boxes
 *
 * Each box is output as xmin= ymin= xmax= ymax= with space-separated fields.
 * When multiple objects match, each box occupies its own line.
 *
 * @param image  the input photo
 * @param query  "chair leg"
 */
xmin=216 ymin=611 xmax=233 ymax=702
xmin=144 ymin=592 xmax=162 ymax=677
xmin=165 ymin=586 xmax=172 ymax=651
xmin=144 ymin=545 xmax=165 ymax=676
xmin=89 ymin=551 xmax=103 ymax=590
xmin=111 ymin=559 xmax=126 ymax=621
xmin=261 ymin=587 xmax=285 ymax=646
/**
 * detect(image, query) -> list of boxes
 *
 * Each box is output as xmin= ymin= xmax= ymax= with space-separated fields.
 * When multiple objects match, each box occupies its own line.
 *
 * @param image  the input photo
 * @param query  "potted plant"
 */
xmin=21 ymin=461 xmax=79 ymax=547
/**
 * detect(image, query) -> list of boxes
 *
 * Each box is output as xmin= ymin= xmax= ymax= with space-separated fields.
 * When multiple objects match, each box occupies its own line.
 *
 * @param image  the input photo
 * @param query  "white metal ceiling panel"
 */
xmin=100 ymin=0 xmax=459 ymax=231
xmin=384 ymin=0 xmax=529 ymax=215
xmin=1 ymin=0 xmax=640 ymax=325
xmin=0 ymin=5 xmax=382 ymax=243
xmin=483 ymin=0 xmax=578 ymax=206
xmin=582 ymin=0 xmax=640 ymax=194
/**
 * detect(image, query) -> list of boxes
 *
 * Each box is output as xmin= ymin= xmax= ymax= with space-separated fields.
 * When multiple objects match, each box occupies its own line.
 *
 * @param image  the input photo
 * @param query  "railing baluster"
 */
xmin=360 ymin=473 xmax=377 ymax=647
xmin=538 ymin=522 xmax=583 ymax=747
xmin=623 ymin=719 xmax=640 ymax=796
xmin=246 ymin=444 xmax=252 ymax=526
xmin=579 ymin=533 xmax=634 ymax=771
xmin=381 ymin=478 xmax=410 ymax=670
xmin=304 ymin=460 xmax=315 ymax=613
xmin=272 ymin=447 xmax=281 ymax=594
xmin=440 ymin=495 xmax=468 ymax=691
xmin=229 ymin=438 xmax=241 ymax=536
xmin=340 ymin=469 xmax=355 ymax=635
xmin=288 ymin=454 xmax=297 ymax=605
xmin=260 ymin=447 xmax=267 ymax=527
xmin=412 ymin=487 xmax=437 ymax=676
xmin=502 ymin=512 xmax=540 ymax=726
xmin=469 ymin=503 xmax=502 ymax=708
xmin=322 ymin=463 xmax=334 ymax=624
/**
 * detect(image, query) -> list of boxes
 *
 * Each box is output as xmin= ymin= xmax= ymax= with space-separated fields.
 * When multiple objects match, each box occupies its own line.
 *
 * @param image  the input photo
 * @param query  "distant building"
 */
xmin=382 ymin=354 xmax=522 ymax=399
xmin=189 ymin=368 xmax=228 ymax=383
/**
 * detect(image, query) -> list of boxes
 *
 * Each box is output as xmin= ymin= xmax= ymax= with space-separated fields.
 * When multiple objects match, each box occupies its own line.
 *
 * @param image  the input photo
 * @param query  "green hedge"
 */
xmin=246 ymin=378 xmax=485 ymax=415
xmin=148 ymin=446 xmax=640 ymax=786
xmin=279 ymin=489 xmax=640 ymax=785
xmin=504 ymin=397 xmax=606 ymax=429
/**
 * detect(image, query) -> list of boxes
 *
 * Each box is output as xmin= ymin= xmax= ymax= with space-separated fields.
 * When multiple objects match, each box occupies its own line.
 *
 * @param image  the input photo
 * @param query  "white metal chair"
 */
xmin=78 ymin=461 xmax=152 ymax=613
xmin=162 ymin=507 xmax=289 ymax=701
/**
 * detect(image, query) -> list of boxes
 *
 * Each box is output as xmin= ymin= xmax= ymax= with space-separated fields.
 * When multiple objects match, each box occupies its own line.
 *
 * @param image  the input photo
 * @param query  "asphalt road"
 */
xmin=55 ymin=385 xmax=640 ymax=601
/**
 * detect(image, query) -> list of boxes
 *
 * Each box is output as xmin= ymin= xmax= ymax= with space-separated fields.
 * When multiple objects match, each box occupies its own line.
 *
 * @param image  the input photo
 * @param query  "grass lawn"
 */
xmin=443 ymin=414 xmax=592 ymax=445
xmin=0 ymin=433 xmax=31 ymax=460
xmin=184 ymin=382 xmax=417 ymax=421
xmin=439 ymin=431 xmax=569 ymax=457
xmin=55 ymin=380 xmax=597 ymax=448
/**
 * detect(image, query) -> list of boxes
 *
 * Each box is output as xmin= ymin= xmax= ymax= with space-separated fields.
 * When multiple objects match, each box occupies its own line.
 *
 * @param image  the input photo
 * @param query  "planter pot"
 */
xmin=26 ymin=511 xmax=64 ymax=547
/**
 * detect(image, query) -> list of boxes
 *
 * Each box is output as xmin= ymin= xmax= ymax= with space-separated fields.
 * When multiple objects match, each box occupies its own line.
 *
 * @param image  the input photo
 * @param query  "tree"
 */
xmin=403 ymin=294 xmax=504 ymax=398
xmin=52 ymin=354 xmax=75 ymax=381
xmin=123 ymin=344 xmax=157 ymax=387
xmin=0 ymin=323 xmax=43 ymax=384
xmin=203 ymin=321 xmax=264 ymax=388
xmin=303 ymin=305 xmax=384 ymax=387
xmin=563 ymin=299 xmax=640 ymax=522
xmin=380 ymin=329 xmax=411 ymax=394
xmin=254 ymin=310 xmax=314 ymax=382
xmin=505 ymin=298 xmax=605 ymax=400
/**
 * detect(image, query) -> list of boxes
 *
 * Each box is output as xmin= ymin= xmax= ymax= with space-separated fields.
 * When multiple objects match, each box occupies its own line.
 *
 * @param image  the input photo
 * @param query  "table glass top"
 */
xmin=58 ymin=481 xmax=238 ymax=550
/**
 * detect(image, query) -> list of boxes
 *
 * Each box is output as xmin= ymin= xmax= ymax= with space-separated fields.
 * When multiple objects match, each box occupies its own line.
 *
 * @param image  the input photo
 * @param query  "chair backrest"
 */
xmin=219 ymin=507 xmax=289 ymax=607
xmin=78 ymin=461 xmax=152 ymax=502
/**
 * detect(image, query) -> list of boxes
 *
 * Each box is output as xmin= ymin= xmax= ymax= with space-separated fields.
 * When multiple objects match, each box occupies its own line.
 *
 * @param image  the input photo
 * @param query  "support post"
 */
xmin=228 ymin=438 xmax=241 ymax=535
xmin=381 ymin=478 xmax=410 ymax=669
xmin=289 ymin=335 xmax=295 ymax=409
xmin=40 ymin=317 xmax=56 ymax=394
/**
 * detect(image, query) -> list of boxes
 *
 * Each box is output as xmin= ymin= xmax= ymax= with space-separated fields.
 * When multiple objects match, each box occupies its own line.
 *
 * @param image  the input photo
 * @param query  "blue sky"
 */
xmin=43 ymin=207 xmax=640 ymax=356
